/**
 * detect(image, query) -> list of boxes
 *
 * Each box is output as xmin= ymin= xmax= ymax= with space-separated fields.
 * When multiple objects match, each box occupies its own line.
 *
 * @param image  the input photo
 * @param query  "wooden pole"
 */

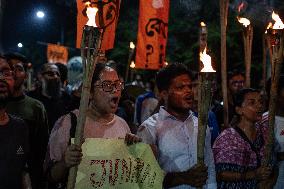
xmin=263 ymin=29 xmax=284 ymax=165
xmin=220 ymin=0 xmax=230 ymax=128
xmin=125 ymin=44 xmax=135 ymax=83
xmin=66 ymin=25 xmax=102 ymax=189
xmin=262 ymin=34 xmax=267 ymax=90
xmin=242 ymin=25 xmax=253 ymax=88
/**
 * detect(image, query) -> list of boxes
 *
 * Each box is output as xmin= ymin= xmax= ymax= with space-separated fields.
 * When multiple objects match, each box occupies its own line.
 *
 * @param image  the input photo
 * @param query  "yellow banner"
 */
xmin=75 ymin=138 xmax=164 ymax=189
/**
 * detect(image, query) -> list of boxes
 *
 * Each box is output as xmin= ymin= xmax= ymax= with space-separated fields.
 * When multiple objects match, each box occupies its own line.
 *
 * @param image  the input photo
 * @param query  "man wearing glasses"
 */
xmin=5 ymin=52 xmax=49 ymax=189
xmin=45 ymin=63 xmax=140 ymax=188
xmin=0 ymin=55 xmax=31 ymax=188
xmin=28 ymin=63 xmax=72 ymax=132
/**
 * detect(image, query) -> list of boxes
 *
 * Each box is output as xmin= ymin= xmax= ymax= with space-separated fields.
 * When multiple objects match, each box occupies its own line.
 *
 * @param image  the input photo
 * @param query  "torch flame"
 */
xmin=271 ymin=11 xmax=284 ymax=29
xmin=130 ymin=42 xmax=135 ymax=49
xmin=200 ymin=48 xmax=216 ymax=73
xmin=130 ymin=61 xmax=135 ymax=68
xmin=85 ymin=2 xmax=98 ymax=27
xmin=237 ymin=17 xmax=250 ymax=27
xmin=164 ymin=61 xmax=168 ymax=66
xmin=200 ymin=22 xmax=206 ymax=27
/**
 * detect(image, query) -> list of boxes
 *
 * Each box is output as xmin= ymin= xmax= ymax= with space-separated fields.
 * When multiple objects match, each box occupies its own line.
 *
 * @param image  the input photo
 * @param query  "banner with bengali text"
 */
xmin=135 ymin=0 xmax=169 ymax=70
xmin=75 ymin=138 xmax=164 ymax=189
xmin=47 ymin=43 xmax=68 ymax=64
xmin=76 ymin=0 xmax=120 ymax=50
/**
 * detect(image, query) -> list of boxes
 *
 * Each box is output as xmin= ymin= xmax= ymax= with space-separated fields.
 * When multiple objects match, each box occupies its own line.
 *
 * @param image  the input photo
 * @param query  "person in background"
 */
xmin=137 ymin=63 xmax=216 ymax=189
xmin=27 ymin=63 xmax=72 ymax=132
xmin=0 ymin=55 xmax=31 ymax=189
xmin=134 ymin=80 xmax=158 ymax=126
xmin=213 ymin=88 xmax=272 ymax=189
xmin=5 ymin=52 xmax=49 ymax=189
xmin=44 ymin=63 xmax=141 ymax=188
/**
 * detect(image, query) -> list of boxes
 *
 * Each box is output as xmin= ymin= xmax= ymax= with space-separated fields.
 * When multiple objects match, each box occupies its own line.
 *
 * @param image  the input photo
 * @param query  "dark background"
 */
xmin=1 ymin=0 xmax=284 ymax=86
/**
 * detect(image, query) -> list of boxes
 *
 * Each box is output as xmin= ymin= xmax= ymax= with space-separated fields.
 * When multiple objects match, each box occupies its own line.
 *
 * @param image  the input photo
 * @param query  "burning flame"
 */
xmin=85 ymin=2 xmax=98 ymax=27
xmin=265 ymin=22 xmax=273 ymax=33
xmin=130 ymin=61 xmax=135 ymax=68
xmin=200 ymin=48 xmax=216 ymax=73
xmin=130 ymin=42 xmax=135 ymax=49
xmin=200 ymin=22 xmax=206 ymax=27
xmin=164 ymin=61 xmax=168 ymax=66
xmin=237 ymin=17 xmax=250 ymax=27
xmin=272 ymin=11 xmax=284 ymax=29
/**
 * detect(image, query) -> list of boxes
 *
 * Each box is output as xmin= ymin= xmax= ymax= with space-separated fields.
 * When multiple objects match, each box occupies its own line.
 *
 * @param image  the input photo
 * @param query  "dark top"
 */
xmin=0 ymin=115 xmax=29 ymax=189
xmin=6 ymin=95 xmax=49 ymax=189
xmin=27 ymin=89 xmax=72 ymax=132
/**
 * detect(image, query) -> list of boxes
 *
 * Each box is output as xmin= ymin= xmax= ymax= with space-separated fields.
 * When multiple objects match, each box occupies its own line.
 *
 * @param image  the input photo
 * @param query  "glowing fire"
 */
xmin=237 ymin=17 xmax=250 ymax=27
xmin=130 ymin=42 xmax=135 ymax=49
xmin=200 ymin=48 xmax=216 ymax=73
xmin=200 ymin=22 xmax=206 ymax=27
xmin=272 ymin=11 xmax=284 ymax=29
xmin=164 ymin=61 xmax=169 ymax=66
xmin=130 ymin=61 xmax=135 ymax=68
xmin=85 ymin=2 xmax=98 ymax=27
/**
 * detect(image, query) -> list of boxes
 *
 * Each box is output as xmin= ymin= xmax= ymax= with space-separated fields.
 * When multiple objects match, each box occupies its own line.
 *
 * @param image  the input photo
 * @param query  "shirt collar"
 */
xmin=158 ymin=106 xmax=194 ymax=122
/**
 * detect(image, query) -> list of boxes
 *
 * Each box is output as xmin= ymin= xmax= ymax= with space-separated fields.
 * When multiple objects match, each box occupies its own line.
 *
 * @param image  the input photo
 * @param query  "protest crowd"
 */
xmin=1 ymin=1 xmax=284 ymax=189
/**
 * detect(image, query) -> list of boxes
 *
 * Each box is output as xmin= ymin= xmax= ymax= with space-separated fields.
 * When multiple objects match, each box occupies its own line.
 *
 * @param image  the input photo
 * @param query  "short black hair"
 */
xmin=4 ymin=52 xmax=29 ymax=71
xmin=228 ymin=69 xmax=245 ymax=81
xmin=156 ymin=62 xmax=192 ymax=92
xmin=233 ymin=88 xmax=260 ymax=108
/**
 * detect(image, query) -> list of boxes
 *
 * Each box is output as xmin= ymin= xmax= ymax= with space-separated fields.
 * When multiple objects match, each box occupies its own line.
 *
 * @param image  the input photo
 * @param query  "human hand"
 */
xmin=255 ymin=166 xmax=272 ymax=181
xmin=63 ymin=144 xmax=83 ymax=168
xmin=124 ymin=133 xmax=142 ymax=145
xmin=183 ymin=163 xmax=208 ymax=187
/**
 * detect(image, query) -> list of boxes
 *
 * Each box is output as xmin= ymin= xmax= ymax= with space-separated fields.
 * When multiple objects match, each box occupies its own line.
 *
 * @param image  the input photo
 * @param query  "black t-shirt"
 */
xmin=0 ymin=115 xmax=29 ymax=189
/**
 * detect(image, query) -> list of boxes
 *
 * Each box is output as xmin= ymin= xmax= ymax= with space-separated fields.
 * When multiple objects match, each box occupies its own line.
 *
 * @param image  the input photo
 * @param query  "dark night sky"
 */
xmin=2 ymin=0 xmax=77 ymax=52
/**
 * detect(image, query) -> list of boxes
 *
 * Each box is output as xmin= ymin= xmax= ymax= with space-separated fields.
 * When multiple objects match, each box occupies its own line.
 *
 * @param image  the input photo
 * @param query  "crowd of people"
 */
xmin=0 ymin=52 xmax=283 ymax=189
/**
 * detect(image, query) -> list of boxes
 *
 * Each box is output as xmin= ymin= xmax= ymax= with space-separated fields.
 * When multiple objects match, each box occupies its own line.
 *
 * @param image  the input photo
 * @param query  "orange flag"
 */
xmin=47 ymin=43 xmax=68 ymax=64
xmin=76 ymin=0 xmax=121 ymax=50
xmin=135 ymin=0 xmax=169 ymax=70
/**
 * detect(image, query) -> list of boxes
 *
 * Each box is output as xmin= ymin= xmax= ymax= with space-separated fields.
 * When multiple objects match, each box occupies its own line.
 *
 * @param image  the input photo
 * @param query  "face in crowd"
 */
xmin=228 ymin=74 xmax=245 ymax=95
xmin=235 ymin=89 xmax=263 ymax=123
xmin=90 ymin=66 xmax=124 ymax=115
xmin=163 ymin=74 xmax=193 ymax=114
xmin=0 ymin=58 xmax=14 ymax=108
xmin=41 ymin=63 xmax=62 ymax=99
xmin=8 ymin=60 xmax=26 ymax=90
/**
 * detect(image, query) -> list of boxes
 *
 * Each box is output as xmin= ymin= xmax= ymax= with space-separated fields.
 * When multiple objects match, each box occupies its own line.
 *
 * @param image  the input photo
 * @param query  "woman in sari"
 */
xmin=213 ymin=88 xmax=272 ymax=189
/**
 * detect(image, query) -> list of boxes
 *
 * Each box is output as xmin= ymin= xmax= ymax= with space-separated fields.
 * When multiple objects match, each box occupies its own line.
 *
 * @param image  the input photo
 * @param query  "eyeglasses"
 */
xmin=42 ymin=71 xmax=60 ymax=77
xmin=231 ymin=80 xmax=244 ymax=87
xmin=95 ymin=80 xmax=124 ymax=92
xmin=0 ymin=69 xmax=14 ymax=78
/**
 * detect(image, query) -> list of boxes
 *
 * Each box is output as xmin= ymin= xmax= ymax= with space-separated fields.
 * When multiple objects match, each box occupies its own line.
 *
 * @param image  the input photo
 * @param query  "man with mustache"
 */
xmin=5 ymin=52 xmax=49 ymax=189
xmin=137 ymin=63 xmax=217 ymax=188
xmin=28 ymin=63 xmax=72 ymax=132
xmin=0 ymin=55 xmax=31 ymax=188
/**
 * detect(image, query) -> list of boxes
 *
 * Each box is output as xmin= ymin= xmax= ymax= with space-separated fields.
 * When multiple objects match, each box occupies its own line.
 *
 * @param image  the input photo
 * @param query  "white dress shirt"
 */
xmin=137 ymin=107 xmax=216 ymax=189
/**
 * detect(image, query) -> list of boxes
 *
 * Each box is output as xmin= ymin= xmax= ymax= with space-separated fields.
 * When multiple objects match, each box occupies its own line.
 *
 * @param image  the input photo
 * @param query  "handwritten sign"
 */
xmin=135 ymin=0 xmax=169 ymax=70
xmin=75 ymin=138 xmax=164 ymax=189
xmin=47 ymin=43 xmax=68 ymax=64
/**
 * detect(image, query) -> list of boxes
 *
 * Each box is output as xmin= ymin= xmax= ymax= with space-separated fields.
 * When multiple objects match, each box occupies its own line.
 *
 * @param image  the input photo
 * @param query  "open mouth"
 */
xmin=110 ymin=97 xmax=119 ymax=105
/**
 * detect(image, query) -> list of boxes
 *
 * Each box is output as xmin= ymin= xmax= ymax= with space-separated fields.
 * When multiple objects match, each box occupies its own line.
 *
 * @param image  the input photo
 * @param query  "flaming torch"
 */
xmin=197 ymin=48 xmax=216 ymax=177
xmin=66 ymin=2 xmax=103 ymax=189
xmin=238 ymin=16 xmax=253 ymax=87
xmin=125 ymin=41 xmax=136 ymax=82
xmin=263 ymin=11 xmax=284 ymax=165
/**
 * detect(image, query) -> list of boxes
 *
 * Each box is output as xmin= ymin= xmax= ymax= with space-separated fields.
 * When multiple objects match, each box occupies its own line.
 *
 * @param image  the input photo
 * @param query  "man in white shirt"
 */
xmin=137 ymin=63 xmax=216 ymax=189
